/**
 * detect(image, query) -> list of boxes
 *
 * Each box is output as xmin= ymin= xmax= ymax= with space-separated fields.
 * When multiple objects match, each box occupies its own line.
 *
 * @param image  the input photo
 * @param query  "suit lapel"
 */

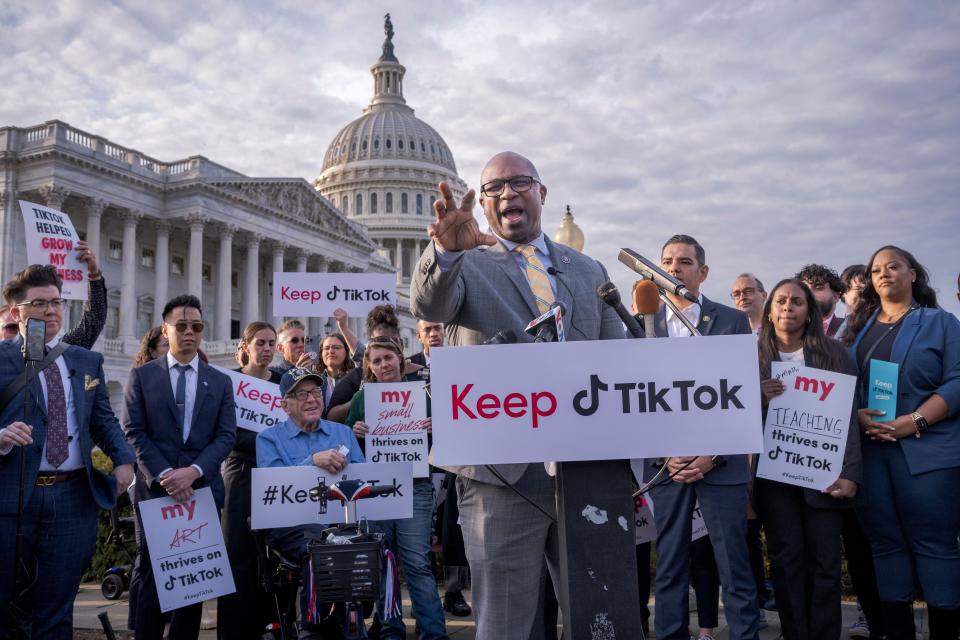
xmin=63 ymin=348 xmax=86 ymax=428
xmin=697 ymin=297 xmax=718 ymax=336
xmin=190 ymin=361 xmax=209 ymax=433
xmin=149 ymin=357 xmax=181 ymax=424
xmin=485 ymin=242 xmax=539 ymax=319
xmin=890 ymin=306 xmax=922 ymax=366
xmin=546 ymin=239 xmax=578 ymax=335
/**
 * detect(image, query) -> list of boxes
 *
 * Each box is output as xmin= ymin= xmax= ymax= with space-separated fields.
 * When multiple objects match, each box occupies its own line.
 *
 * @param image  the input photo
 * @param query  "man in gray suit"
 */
xmin=640 ymin=234 xmax=761 ymax=640
xmin=410 ymin=151 xmax=624 ymax=639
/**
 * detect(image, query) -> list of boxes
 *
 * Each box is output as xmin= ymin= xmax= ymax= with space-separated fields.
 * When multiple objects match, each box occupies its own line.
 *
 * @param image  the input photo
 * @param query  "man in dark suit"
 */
xmin=409 ymin=318 xmax=443 ymax=368
xmin=796 ymin=264 xmax=845 ymax=338
xmin=122 ymin=294 xmax=236 ymax=640
xmin=0 ymin=264 xmax=135 ymax=639
xmin=640 ymin=235 xmax=761 ymax=640
xmin=410 ymin=151 xmax=624 ymax=639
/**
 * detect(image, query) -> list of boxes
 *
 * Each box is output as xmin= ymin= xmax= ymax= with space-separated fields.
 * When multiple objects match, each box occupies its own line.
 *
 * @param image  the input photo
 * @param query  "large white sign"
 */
xmin=364 ymin=381 xmax=430 ymax=477
xmin=756 ymin=362 xmax=855 ymax=491
xmin=272 ymin=272 xmax=396 ymax=318
xmin=250 ymin=462 xmax=413 ymax=529
xmin=213 ymin=366 xmax=287 ymax=433
xmin=430 ymin=335 xmax=764 ymax=465
xmin=19 ymin=200 xmax=86 ymax=300
xmin=138 ymin=487 xmax=235 ymax=613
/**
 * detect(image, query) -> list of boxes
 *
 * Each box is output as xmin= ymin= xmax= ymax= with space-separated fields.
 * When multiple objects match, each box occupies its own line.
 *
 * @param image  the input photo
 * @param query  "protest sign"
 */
xmin=430 ymin=335 xmax=763 ymax=465
xmin=633 ymin=494 xmax=657 ymax=545
xmin=251 ymin=462 xmax=413 ymax=529
xmin=756 ymin=362 xmax=856 ymax=491
xmin=364 ymin=381 xmax=430 ymax=477
xmin=690 ymin=501 xmax=708 ymax=541
xmin=273 ymin=272 xmax=396 ymax=318
xmin=19 ymin=200 xmax=86 ymax=299
xmin=138 ymin=487 xmax=235 ymax=613
xmin=213 ymin=366 xmax=287 ymax=433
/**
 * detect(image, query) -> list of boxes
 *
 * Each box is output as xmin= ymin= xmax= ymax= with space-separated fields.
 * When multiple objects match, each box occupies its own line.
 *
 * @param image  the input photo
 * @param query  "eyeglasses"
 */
xmin=167 ymin=321 xmax=205 ymax=334
xmin=288 ymin=388 xmax=324 ymax=402
xmin=730 ymin=288 xmax=758 ymax=300
xmin=479 ymin=175 xmax=540 ymax=197
xmin=16 ymin=298 xmax=66 ymax=311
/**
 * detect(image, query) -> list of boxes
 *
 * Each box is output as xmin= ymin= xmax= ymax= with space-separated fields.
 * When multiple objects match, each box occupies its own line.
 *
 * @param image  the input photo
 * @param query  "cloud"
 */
xmin=2 ymin=0 xmax=958 ymax=313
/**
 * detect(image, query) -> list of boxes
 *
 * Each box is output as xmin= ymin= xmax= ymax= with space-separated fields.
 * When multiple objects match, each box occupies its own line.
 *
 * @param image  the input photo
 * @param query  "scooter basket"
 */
xmin=307 ymin=535 xmax=384 ymax=603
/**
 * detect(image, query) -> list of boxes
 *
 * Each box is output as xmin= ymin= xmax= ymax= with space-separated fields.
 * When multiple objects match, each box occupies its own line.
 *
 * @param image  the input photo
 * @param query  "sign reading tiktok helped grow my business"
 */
xmin=272 ymin=272 xmax=396 ymax=317
xmin=756 ymin=362 xmax=856 ymax=491
xmin=430 ymin=335 xmax=764 ymax=465
xmin=364 ymin=381 xmax=430 ymax=477
xmin=138 ymin=487 xmax=235 ymax=612
xmin=19 ymin=200 xmax=86 ymax=299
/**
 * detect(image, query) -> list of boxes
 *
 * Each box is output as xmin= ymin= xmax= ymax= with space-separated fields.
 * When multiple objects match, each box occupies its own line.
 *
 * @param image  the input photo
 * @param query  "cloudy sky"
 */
xmin=3 ymin=0 xmax=958 ymax=316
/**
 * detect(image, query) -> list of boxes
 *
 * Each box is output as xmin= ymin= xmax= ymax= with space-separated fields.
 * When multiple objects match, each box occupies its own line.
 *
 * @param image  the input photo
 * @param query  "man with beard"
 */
xmin=410 ymin=151 xmax=624 ymax=639
xmin=796 ymin=264 xmax=845 ymax=338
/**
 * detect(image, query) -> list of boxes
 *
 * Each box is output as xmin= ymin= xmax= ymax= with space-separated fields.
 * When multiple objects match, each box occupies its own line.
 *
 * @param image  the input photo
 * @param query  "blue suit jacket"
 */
xmin=0 ymin=341 xmax=135 ymax=514
xmin=641 ymin=295 xmax=754 ymax=485
xmin=849 ymin=306 xmax=960 ymax=475
xmin=121 ymin=356 xmax=237 ymax=505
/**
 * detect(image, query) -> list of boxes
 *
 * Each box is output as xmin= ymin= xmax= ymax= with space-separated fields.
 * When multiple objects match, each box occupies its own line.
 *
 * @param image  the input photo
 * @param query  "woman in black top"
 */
xmin=755 ymin=279 xmax=860 ymax=640
xmin=218 ymin=321 xmax=281 ymax=640
xmin=318 ymin=333 xmax=356 ymax=421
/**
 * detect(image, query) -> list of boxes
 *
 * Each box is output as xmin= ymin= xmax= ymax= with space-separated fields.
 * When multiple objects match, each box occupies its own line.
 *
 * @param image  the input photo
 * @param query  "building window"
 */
xmin=430 ymin=196 xmax=437 ymax=211
xmin=401 ymin=193 xmax=408 ymax=213
xmin=398 ymin=139 xmax=404 ymax=150
xmin=386 ymin=192 xmax=393 ymax=213
xmin=171 ymin=255 xmax=185 ymax=276
xmin=362 ymin=140 xmax=368 ymax=151
xmin=341 ymin=195 xmax=348 ymax=214
xmin=202 ymin=263 xmax=213 ymax=284
xmin=374 ymin=138 xmax=379 ymax=150
xmin=231 ymin=270 xmax=239 ymax=289
xmin=410 ymin=138 xmax=415 ymax=151
xmin=385 ymin=138 xmax=392 ymax=149
xmin=370 ymin=193 xmax=378 ymax=214
xmin=421 ymin=141 xmax=426 ymax=152
xmin=351 ymin=141 xmax=356 ymax=152
xmin=108 ymin=239 xmax=122 ymax=261
xmin=416 ymin=194 xmax=423 ymax=215
xmin=355 ymin=193 xmax=362 ymax=215
xmin=106 ymin=307 xmax=119 ymax=339
xmin=140 ymin=246 xmax=155 ymax=269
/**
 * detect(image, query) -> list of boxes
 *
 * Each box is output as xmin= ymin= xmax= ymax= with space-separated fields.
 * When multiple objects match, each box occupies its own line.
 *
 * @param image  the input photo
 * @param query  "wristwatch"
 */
xmin=710 ymin=455 xmax=727 ymax=469
xmin=911 ymin=412 xmax=929 ymax=438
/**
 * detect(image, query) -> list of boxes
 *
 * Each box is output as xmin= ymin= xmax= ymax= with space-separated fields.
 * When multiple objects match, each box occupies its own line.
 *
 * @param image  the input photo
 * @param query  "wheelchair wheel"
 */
xmin=101 ymin=573 xmax=125 ymax=600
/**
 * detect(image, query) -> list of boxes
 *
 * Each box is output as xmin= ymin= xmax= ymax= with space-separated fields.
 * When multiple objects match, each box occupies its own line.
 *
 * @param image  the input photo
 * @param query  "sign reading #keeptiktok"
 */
xmin=273 ymin=272 xmax=396 ymax=318
xmin=430 ymin=335 xmax=764 ymax=465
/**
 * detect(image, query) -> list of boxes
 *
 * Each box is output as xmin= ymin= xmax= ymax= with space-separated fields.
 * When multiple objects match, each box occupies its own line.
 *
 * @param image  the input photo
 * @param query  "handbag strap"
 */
xmin=0 ymin=341 xmax=70 ymax=409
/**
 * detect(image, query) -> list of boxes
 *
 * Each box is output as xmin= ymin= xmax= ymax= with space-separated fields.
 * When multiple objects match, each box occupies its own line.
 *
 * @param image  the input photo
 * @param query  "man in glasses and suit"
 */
xmin=410 ymin=151 xmax=624 ymax=639
xmin=122 ymin=294 xmax=236 ymax=640
xmin=0 ymin=264 xmax=135 ymax=639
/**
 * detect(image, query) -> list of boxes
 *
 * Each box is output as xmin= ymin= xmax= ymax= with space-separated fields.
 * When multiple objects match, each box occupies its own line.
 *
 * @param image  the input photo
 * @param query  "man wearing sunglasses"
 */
xmin=410 ymin=151 xmax=624 ymax=639
xmin=122 ymin=294 xmax=237 ymax=640
xmin=271 ymin=319 xmax=312 ymax=376
xmin=0 ymin=264 xmax=135 ymax=639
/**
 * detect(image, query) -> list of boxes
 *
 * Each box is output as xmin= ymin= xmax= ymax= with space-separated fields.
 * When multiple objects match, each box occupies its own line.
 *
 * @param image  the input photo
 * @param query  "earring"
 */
xmin=806 ymin=317 xmax=811 ymax=325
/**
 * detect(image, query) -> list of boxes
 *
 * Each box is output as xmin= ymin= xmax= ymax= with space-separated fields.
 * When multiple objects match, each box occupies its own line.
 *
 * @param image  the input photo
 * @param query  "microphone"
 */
xmin=618 ymin=248 xmax=699 ymax=303
xmin=525 ymin=302 xmax=567 ymax=343
xmin=597 ymin=281 xmax=643 ymax=339
xmin=483 ymin=329 xmax=518 ymax=345
xmin=633 ymin=279 xmax=660 ymax=338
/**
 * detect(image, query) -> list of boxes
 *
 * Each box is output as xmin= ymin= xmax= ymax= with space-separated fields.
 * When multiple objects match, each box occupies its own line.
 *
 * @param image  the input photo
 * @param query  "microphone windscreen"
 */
xmin=633 ymin=279 xmax=661 ymax=315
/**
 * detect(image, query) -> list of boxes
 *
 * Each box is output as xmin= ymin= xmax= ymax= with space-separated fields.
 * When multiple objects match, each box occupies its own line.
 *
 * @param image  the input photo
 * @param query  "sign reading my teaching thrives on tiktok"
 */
xmin=138 ymin=487 xmax=235 ymax=612
xmin=756 ymin=362 xmax=855 ymax=491
xmin=19 ymin=200 xmax=86 ymax=300
xmin=272 ymin=272 xmax=396 ymax=318
xmin=429 ymin=335 xmax=764 ymax=465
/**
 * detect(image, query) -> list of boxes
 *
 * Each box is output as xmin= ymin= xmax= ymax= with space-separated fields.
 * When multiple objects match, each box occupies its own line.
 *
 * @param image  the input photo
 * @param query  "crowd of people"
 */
xmin=0 ymin=149 xmax=957 ymax=640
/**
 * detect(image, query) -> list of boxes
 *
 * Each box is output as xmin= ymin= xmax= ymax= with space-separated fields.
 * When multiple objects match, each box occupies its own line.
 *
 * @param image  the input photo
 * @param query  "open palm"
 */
xmin=428 ymin=181 xmax=496 ymax=251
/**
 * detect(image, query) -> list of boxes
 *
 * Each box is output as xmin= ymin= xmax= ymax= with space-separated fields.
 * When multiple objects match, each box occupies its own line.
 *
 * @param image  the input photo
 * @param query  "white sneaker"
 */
xmin=848 ymin=615 xmax=870 ymax=638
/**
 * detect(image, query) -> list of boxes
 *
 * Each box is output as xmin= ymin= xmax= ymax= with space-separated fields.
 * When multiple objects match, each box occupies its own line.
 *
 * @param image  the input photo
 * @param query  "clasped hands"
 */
xmin=667 ymin=456 xmax=715 ymax=484
xmin=159 ymin=466 xmax=201 ymax=503
xmin=858 ymin=408 xmax=914 ymax=441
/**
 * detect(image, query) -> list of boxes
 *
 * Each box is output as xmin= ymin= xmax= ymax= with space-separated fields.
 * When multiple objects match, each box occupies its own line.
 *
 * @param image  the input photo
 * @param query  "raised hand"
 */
xmin=428 ymin=181 xmax=496 ymax=252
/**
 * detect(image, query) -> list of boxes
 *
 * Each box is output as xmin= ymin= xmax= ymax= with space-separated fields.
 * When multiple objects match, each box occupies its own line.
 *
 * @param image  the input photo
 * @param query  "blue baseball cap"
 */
xmin=279 ymin=367 xmax=326 ymax=398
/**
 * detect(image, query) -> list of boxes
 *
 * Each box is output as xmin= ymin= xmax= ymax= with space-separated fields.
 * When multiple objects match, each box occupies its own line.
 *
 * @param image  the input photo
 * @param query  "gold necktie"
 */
xmin=515 ymin=244 xmax=555 ymax=314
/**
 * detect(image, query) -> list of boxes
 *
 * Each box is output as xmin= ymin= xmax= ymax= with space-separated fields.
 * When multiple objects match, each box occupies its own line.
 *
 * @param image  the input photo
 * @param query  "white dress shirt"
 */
xmin=161 ymin=352 xmax=204 ymax=479
xmin=665 ymin=294 xmax=703 ymax=338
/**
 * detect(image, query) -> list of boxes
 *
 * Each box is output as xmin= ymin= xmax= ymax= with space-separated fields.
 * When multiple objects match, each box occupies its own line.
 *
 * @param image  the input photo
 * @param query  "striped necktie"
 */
xmin=515 ymin=244 xmax=555 ymax=315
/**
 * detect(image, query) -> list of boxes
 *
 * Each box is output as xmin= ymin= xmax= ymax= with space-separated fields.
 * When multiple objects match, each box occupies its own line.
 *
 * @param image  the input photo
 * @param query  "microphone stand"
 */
xmin=10 ymin=358 xmax=37 ymax=639
xmin=657 ymin=289 xmax=702 ymax=337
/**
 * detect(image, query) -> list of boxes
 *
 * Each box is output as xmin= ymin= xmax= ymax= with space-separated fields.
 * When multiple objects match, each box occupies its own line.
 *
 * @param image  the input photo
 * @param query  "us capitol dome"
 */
xmin=314 ymin=15 xmax=468 ymax=289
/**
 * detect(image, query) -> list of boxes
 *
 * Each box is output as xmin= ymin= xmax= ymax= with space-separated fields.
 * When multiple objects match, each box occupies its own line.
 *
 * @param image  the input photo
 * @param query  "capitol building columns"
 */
xmin=242 ymin=233 xmax=262 ymax=330
xmin=216 ymin=224 xmax=236 ymax=341
xmin=118 ymin=209 xmax=142 ymax=343
xmin=186 ymin=213 xmax=207 ymax=304
xmin=153 ymin=221 xmax=171 ymax=323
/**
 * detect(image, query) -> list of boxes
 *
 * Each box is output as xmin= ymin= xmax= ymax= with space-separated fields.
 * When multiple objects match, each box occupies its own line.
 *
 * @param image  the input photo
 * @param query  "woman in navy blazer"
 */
xmin=843 ymin=245 xmax=960 ymax=640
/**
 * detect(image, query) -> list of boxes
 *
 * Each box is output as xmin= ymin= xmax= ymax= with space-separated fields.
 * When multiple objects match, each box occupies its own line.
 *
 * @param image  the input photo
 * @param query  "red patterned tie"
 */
xmin=43 ymin=362 xmax=69 ymax=468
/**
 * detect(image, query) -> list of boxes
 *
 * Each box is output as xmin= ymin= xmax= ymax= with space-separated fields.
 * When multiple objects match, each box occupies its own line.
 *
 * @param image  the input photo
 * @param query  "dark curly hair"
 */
xmin=366 ymin=304 xmax=400 ymax=337
xmin=795 ymin=264 xmax=844 ymax=294
xmin=840 ymin=246 xmax=938 ymax=346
